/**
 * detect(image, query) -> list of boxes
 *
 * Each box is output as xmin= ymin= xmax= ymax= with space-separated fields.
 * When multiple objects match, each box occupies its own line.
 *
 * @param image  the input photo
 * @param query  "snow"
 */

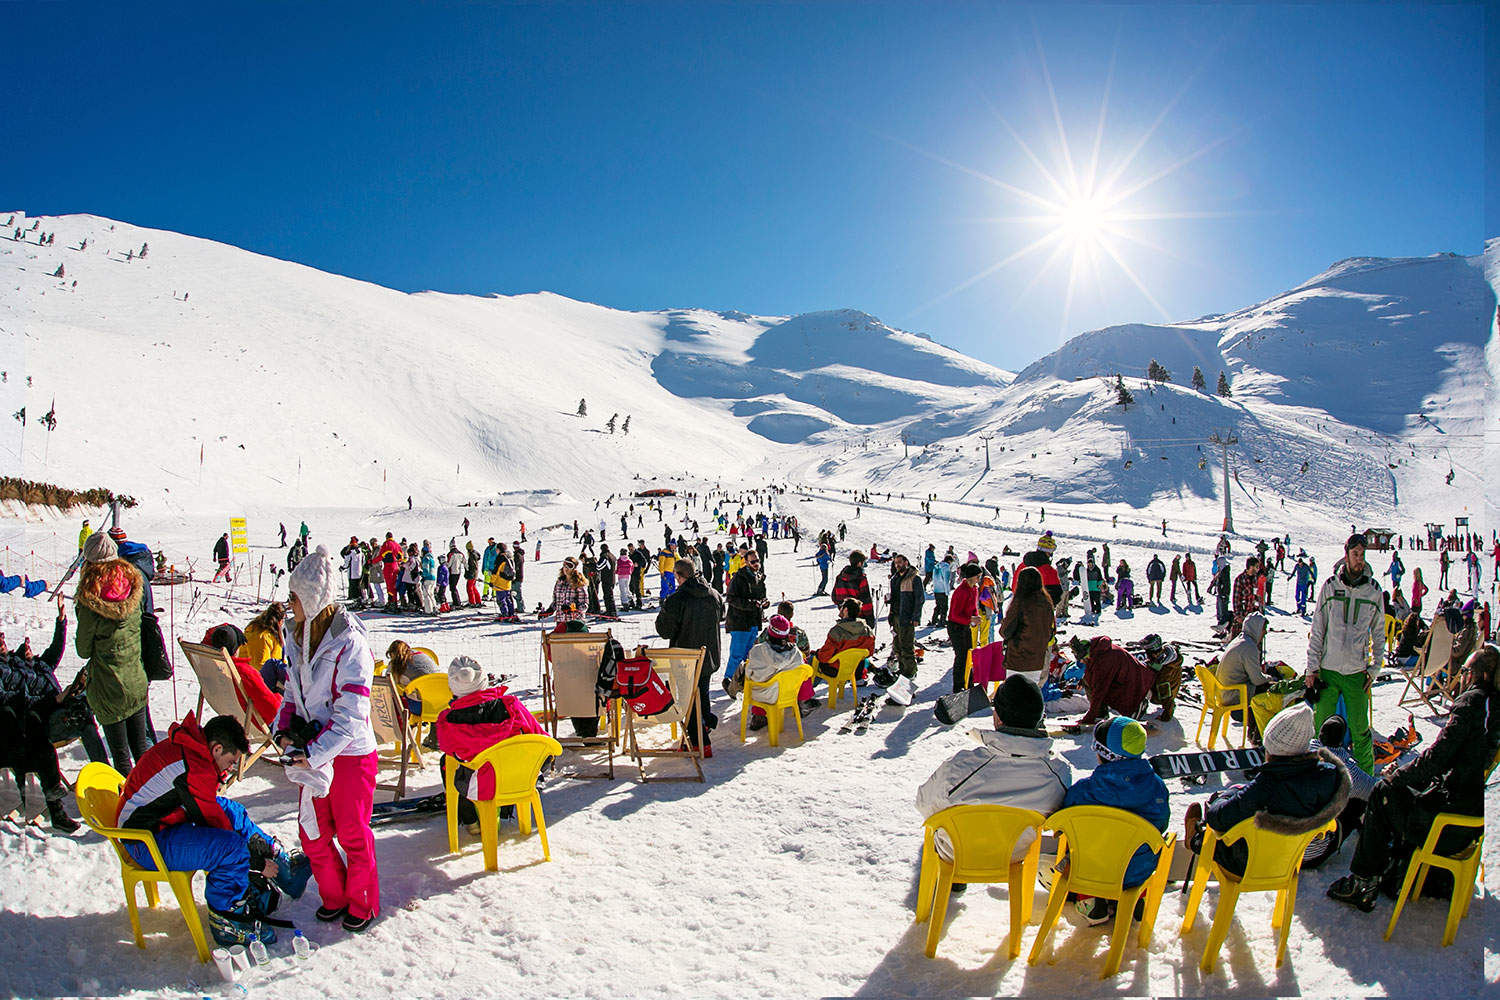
xmin=0 ymin=214 xmax=1495 ymax=997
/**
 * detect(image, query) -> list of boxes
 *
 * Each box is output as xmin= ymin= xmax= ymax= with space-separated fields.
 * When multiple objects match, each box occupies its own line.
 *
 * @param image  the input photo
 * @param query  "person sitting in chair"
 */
xmin=1327 ymin=644 xmax=1500 ymax=911
xmin=814 ymin=597 xmax=875 ymax=687
xmin=916 ymin=675 xmax=1072 ymax=890
xmin=744 ymin=615 xmax=816 ymax=729
xmin=115 ymin=712 xmax=309 ymax=945
xmin=436 ymin=656 xmax=544 ymax=834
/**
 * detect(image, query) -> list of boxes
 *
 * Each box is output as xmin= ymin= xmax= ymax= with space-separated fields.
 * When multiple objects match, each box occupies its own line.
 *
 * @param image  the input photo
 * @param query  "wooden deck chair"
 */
xmin=624 ymin=647 xmax=706 ymax=783
xmin=176 ymin=640 xmax=276 ymax=781
xmin=1397 ymin=616 xmax=1454 ymax=714
xmin=541 ymin=630 xmax=617 ymax=779
xmin=369 ymin=671 xmax=421 ymax=800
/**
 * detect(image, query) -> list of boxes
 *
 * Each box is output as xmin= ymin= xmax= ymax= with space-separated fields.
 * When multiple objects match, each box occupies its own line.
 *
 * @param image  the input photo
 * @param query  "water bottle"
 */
xmin=249 ymin=939 xmax=270 ymax=967
xmin=293 ymin=930 xmax=310 ymax=960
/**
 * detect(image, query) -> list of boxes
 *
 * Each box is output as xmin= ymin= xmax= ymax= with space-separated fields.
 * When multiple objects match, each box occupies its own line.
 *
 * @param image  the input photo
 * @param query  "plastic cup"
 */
xmin=212 ymin=948 xmax=236 ymax=983
xmin=229 ymin=945 xmax=253 ymax=976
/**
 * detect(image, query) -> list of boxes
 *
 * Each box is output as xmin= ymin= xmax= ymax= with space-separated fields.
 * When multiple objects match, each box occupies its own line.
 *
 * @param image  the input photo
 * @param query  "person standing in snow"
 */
xmin=1304 ymin=534 xmax=1385 ymax=774
xmin=1182 ymin=552 xmax=1201 ymax=605
xmin=832 ymin=551 xmax=876 ymax=633
xmin=275 ymin=545 xmax=380 ymax=932
xmin=75 ymin=532 xmax=151 ymax=773
xmin=654 ymin=557 xmax=724 ymax=754
xmin=722 ymin=549 xmax=768 ymax=693
xmin=418 ymin=542 xmax=437 ymax=614
xmin=340 ymin=537 xmax=364 ymax=605
xmin=1145 ymin=554 xmax=1166 ymax=606
xmin=813 ymin=541 xmax=833 ymax=596
xmin=510 ymin=541 xmax=527 ymax=611
xmin=445 ymin=543 xmax=464 ymax=609
xmin=212 ymin=533 xmax=232 ymax=582
xmin=464 ymin=542 xmax=481 ymax=607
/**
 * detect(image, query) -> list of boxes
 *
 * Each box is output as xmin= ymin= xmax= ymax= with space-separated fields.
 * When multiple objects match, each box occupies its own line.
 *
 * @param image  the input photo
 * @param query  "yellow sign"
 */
xmin=229 ymin=517 xmax=249 ymax=555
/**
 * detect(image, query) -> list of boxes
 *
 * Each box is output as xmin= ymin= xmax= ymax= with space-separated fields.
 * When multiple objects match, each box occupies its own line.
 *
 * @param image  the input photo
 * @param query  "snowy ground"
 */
xmin=1 ymin=484 xmax=1495 ymax=998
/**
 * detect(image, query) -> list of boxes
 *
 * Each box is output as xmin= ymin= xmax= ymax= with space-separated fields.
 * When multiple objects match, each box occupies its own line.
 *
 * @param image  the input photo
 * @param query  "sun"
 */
xmin=1057 ymin=194 xmax=1109 ymax=243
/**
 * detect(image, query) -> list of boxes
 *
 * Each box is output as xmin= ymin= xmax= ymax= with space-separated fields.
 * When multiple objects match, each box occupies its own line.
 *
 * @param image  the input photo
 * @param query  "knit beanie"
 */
xmin=447 ymin=655 xmax=485 ymax=699
xmin=83 ymin=531 xmax=118 ymax=564
xmin=288 ymin=544 xmax=338 ymax=617
xmin=1263 ymin=703 xmax=1315 ymax=757
xmin=1094 ymin=716 xmax=1147 ymax=761
xmin=992 ymin=674 xmax=1045 ymax=730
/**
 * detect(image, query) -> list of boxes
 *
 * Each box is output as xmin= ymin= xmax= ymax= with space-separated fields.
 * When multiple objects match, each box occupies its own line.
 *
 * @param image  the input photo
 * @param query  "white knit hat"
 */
xmin=288 ymin=544 xmax=339 ymax=617
xmin=1263 ymin=702 xmax=1315 ymax=757
xmin=448 ymin=655 xmax=485 ymax=698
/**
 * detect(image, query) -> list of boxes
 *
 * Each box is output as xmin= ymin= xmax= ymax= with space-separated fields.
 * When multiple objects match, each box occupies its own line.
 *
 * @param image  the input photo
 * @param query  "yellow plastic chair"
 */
xmin=740 ymin=663 xmax=814 ymax=747
xmin=373 ymin=659 xmax=387 ymax=676
xmin=74 ymin=762 xmax=212 ymax=963
xmin=1194 ymin=662 xmax=1249 ymax=750
xmin=1384 ymin=614 xmax=1399 ymax=650
xmin=404 ymin=672 xmax=455 ymax=749
xmin=1180 ymin=815 xmax=1335 ymax=972
xmin=915 ymin=804 xmax=1045 ymax=959
xmin=1029 ymin=806 xmax=1177 ymax=978
xmin=1384 ymin=813 xmax=1485 ymax=947
xmin=444 ymin=734 xmax=563 ymax=869
xmin=820 ymin=648 xmax=866 ymax=710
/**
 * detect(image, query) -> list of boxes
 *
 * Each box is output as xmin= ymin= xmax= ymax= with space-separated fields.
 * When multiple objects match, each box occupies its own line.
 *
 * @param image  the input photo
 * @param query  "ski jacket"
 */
xmin=916 ymin=727 xmax=1073 ymax=862
xmin=614 ymin=554 xmax=633 ymax=580
xmin=947 ymin=581 xmax=979 ymax=625
xmin=1231 ymin=570 xmax=1259 ymax=617
xmin=1182 ymin=557 xmax=1197 ymax=582
xmin=1216 ymin=613 xmax=1268 ymax=703
xmin=814 ymin=618 xmax=875 ymax=666
xmin=213 ymin=536 xmax=229 ymax=562
xmin=1080 ymin=636 xmax=1153 ymax=725
xmin=342 ymin=547 xmax=365 ymax=580
xmin=244 ymin=623 xmax=283 ymax=671
xmin=510 ymin=546 xmax=525 ymax=582
xmin=891 ymin=566 xmax=924 ymax=627
xmin=931 ymin=561 xmax=954 ymax=595
xmin=1385 ymin=686 xmax=1499 ymax=818
xmin=116 ymin=711 xmax=233 ymax=832
xmin=814 ymin=547 xmax=832 ymax=570
xmin=1145 ymin=557 xmax=1166 ymax=582
xmin=1202 ymin=748 xmax=1349 ymax=877
xmin=275 ymin=607 xmax=377 ymax=768
xmin=654 ymin=578 xmax=725 ymax=672
xmin=465 ymin=549 xmax=480 ymax=580
xmin=1306 ymin=560 xmax=1385 ymax=680
xmin=832 ymin=566 xmax=874 ymax=627
xmin=724 ymin=566 xmax=767 ymax=632
xmin=74 ymin=558 xmax=148 ymax=726
xmin=1085 ymin=563 xmax=1102 ymax=591
xmin=436 ymin=687 xmax=544 ymax=800
xmin=923 ymin=549 xmax=937 ymax=575
xmin=998 ymin=593 xmax=1054 ymax=676
xmin=482 ymin=544 xmax=498 ymax=575
xmin=548 ymin=580 xmax=587 ymax=623
xmin=378 ymin=539 xmax=401 ymax=565
xmin=1061 ymin=757 xmax=1170 ymax=886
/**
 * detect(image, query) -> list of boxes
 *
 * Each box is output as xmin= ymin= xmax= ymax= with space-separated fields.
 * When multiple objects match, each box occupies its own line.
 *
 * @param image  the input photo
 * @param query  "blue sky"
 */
xmin=8 ymin=2 xmax=1487 ymax=370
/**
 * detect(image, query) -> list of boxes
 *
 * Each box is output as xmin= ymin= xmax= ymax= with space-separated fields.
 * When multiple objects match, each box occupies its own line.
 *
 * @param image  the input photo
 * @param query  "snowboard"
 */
xmin=934 ymin=685 xmax=991 ymax=726
xmin=1149 ymin=746 xmax=1266 ymax=780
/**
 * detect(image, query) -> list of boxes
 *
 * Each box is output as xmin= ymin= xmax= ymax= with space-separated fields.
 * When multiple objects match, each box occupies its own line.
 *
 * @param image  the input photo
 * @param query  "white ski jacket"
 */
xmin=1306 ymin=560 xmax=1385 ymax=680
xmin=916 ymin=728 xmax=1072 ymax=862
xmin=277 ymin=607 xmax=377 ymax=769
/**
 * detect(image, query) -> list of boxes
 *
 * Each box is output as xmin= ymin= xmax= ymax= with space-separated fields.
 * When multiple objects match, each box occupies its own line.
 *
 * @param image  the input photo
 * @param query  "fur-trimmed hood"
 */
xmin=1253 ymin=747 xmax=1351 ymax=836
xmin=75 ymin=559 xmax=144 ymax=622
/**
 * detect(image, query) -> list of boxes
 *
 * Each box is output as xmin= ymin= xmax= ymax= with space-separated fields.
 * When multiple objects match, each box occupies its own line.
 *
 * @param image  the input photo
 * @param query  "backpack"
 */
xmin=614 ymin=654 xmax=674 ymax=717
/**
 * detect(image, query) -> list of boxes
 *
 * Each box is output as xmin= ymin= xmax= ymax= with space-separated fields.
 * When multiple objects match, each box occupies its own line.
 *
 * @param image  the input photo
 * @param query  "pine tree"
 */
xmin=1146 ymin=359 xmax=1171 ymax=382
xmin=1192 ymin=366 xmax=1207 ymax=392
xmin=1115 ymin=375 xmax=1134 ymax=409
xmin=1217 ymin=371 xmax=1232 ymax=397
xmin=577 ymin=398 xmax=587 ymax=417
xmin=606 ymin=413 xmax=617 ymax=434
xmin=621 ymin=415 xmax=631 ymax=435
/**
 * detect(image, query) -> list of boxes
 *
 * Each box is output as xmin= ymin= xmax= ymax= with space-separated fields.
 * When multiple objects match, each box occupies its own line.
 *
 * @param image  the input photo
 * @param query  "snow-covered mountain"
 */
xmin=1 ymin=211 xmax=1492 ymax=525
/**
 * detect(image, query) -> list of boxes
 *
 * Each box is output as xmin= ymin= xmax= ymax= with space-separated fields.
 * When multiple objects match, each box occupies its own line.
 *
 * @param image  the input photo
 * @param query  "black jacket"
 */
xmin=0 ymin=616 xmax=67 ymax=772
xmin=724 ymin=566 xmax=766 ymax=632
xmin=655 ymin=578 xmax=725 ymax=672
xmin=891 ymin=566 xmax=924 ymax=626
xmin=1386 ymin=686 xmax=1499 ymax=818
xmin=1203 ymin=747 xmax=1350 ymax=876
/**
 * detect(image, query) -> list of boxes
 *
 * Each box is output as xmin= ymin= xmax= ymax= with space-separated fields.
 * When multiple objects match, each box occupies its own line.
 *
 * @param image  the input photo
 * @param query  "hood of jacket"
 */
xmin=76 ymin=559 xmax=144 ymax=621
xmin=1254 ymin=748 xmax=1351 ymax=836
xmin=1241 ymin=612 xmax=1267 ymax=644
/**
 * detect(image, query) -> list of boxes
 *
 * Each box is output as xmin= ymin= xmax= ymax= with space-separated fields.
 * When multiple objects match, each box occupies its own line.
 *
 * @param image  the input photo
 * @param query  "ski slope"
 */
xmin=0 ymin=214 xmax=1495 ymax=997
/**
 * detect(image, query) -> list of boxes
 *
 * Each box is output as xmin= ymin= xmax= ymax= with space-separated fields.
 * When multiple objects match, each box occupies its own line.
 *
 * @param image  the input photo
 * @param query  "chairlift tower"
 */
xmin=1209 ymin=430 xmax=1239 ymax=533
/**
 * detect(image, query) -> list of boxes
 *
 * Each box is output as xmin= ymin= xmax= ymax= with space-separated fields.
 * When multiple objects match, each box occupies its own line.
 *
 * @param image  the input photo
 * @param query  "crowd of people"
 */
xmin=4 ymin=490 xmax=1496 ymax=960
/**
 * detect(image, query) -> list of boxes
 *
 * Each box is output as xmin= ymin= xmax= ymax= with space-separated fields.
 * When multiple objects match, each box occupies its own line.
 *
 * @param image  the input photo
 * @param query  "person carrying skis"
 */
xmin=118 ymin=712 xmax=311 ymax=945
xmin=212 ymin=533 xmax=232 ymax=583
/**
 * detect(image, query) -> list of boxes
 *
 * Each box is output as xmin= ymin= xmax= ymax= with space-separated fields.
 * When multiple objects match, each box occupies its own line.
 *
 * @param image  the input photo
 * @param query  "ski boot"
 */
xmin=1327 ymin=873 xmax=1379 ymax=912
xmin=209 ymin=898 xmax=276 ymax=947
xmin=47 ymin=796 xmax=80 ymax=833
